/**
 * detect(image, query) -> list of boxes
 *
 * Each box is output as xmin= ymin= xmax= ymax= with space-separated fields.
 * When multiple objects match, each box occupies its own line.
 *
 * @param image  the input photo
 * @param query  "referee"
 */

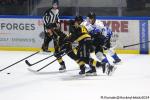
xmin=41 ymin=0 xmax=60 ymax=52
xmin=41 ymin=0 xmax=67 ymax=72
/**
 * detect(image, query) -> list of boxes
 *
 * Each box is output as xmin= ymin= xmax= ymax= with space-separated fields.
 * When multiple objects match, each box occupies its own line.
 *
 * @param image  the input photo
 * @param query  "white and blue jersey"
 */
xmin=81 ymin=20 xmax=113 ymax=39
xmin=81 ymin=19 xmax=121 ymax=64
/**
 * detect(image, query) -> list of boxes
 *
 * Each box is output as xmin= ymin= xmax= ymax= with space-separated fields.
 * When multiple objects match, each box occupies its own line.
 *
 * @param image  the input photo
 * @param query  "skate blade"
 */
xmin=79 ymin=74 xmax=86 ymax=77
xmin=39 ymin=51 xmax=52 ymax=55
xmin=85 ymin=72 xmax=97 ymax=76
xmin=59 ymin=69 xmax=66 ymax=73
xmin=113 ymin=60 xmax=122 ymax=65
xmin=114 ymin=61 xmax=123 ymax=66
xmin=106 ymin=67 xmax=117 ymax=76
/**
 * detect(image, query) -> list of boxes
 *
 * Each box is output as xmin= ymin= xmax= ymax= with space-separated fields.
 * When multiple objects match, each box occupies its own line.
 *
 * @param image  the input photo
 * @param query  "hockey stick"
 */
xmin=32 ymin=52 xmax=67 ymax=72
xmin=28 ymin=47 xmax=76 ymax=72
xmin=25 ymin=54 xmax=54 ymax=66
xmin=0 ymin=51 xmax=40 ymax=72
xmin=25 ymin=49 xmax=66 ymax=66
xmin=27 ymin=67 xmax=79 ymax=74
xmin=123 ymin=41 xmax=150 ymax=48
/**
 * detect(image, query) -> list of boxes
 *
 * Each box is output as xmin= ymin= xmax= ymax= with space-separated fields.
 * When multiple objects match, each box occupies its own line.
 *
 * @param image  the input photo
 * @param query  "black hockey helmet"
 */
xmin=74 ymin=16 xmax=83 ymax=22
xmin=69 ymin=20 xmax=75 ymax=26
xmin=87 ymin=12 xmax=96 ymax=19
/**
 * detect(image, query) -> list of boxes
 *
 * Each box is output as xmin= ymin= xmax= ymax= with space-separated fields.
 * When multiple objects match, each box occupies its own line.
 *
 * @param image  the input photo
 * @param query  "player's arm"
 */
xmin=102 ymin=26 xmax=113 ymax=39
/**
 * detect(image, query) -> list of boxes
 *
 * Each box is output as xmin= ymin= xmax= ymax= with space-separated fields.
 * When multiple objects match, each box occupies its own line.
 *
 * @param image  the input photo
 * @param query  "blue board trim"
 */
xmin=0 ymin=15 xmax=149 ymax=54
xmin=139 ymin=20 xmax=149 ymax=54
xmin=0 ymin=15 xmax=42 ymax=19
xmin=60 ymin=16 xmax=150 ymax=20
xmin=0 ymin=15 xmax=150 ymax=20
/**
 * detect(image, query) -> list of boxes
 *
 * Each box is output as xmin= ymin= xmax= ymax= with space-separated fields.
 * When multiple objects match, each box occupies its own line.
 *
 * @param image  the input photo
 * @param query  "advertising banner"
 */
xmin=60 ymin=19 xmax=140 ymax=50
xmin=0 ymin=16 xmax=149 ymax=53
xmin=0 ymin=17 xmax=44 ymax=47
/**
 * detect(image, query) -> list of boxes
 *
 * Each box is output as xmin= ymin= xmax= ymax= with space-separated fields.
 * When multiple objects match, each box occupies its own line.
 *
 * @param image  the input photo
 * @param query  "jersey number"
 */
xmin=81 ymin=27 xmax=88 ymax=33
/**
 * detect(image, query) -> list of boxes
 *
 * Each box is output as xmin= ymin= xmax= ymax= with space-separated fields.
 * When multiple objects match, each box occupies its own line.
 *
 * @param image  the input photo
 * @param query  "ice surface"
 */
xmin=0 ymin=51 xmax=150 ymax=100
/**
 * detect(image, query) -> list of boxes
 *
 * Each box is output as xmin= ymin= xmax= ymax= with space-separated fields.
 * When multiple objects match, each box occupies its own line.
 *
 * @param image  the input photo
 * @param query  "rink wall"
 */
xmin=0 ymin=16 xmax=150 ymax=54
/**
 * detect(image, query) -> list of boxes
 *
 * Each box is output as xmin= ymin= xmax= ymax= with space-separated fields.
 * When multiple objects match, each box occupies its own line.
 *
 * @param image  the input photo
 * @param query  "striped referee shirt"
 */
xmin=43 ymin=8 xmax=59 ymax=28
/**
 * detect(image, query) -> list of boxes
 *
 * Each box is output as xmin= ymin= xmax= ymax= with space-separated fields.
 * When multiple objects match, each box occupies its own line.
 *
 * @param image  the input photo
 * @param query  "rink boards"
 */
xmin=0 ymin=16 xmax=150 ymax=54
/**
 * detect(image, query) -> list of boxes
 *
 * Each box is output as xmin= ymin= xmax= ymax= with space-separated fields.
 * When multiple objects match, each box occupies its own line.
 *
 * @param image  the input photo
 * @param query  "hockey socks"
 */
xmin=59 ymin=61 xmax=66 ymax=72
xmin=102 ymin=58 xmax=109 ymax=63
xmin=112 ymin=53 xmax=121 ymax=63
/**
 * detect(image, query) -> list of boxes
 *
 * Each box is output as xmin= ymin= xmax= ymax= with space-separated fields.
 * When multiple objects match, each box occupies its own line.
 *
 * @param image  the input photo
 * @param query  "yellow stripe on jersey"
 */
xmin=76 ymin=34 xmax=91 ymax=42
xmin=92 ymin=60 xmax=97 ymax=67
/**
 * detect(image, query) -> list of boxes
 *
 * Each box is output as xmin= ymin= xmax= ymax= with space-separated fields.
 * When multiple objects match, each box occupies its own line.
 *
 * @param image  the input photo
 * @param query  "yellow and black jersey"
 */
xmin=69 ymin=25 xmax=91 ymax=43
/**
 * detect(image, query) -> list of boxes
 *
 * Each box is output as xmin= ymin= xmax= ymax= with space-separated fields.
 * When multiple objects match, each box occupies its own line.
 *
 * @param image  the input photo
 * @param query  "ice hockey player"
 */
xmin=41 ymin=9 xmax=93 ymax=74
xmin=40 ymin=0 xmax=68 ymax=72
xmin=81 ymin=12 xmax=121 ymax=64
xmin=67 ymin=16 xmax=113 ymax=76
xmin=40 ymin=0 xmax=87 ymax=74
xmin=41 ymin=0 xmax=60 ymax=52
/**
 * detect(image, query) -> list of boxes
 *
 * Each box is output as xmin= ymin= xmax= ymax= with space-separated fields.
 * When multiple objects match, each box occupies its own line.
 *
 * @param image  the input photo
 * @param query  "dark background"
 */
xmin=0 ymin=0 xmax=150 ymax=16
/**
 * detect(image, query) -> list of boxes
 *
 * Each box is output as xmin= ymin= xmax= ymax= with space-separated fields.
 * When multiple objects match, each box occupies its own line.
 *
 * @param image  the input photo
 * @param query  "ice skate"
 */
xmin=59 ymin=65 xmax=66 ymax=73
xmin=79 ymin=66 xmax=85 ymax=76
xmin=85 ymin=66 xmax=97 ymax=76
xmin=113 ymin=58 xmax=121 ymax=64
xmin=106 ymin=64 xmax=116 ymax=76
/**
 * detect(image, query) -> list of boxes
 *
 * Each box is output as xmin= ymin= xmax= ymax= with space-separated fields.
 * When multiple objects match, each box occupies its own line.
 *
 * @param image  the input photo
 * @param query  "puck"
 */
xmin=7 ymin=73 xmax=10 ymax=74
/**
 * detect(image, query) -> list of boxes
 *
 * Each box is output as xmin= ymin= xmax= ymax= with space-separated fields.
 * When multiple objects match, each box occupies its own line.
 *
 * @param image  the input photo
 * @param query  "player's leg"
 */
xmin=89 ymin=58 xmax=106 ymax=73
xmin=93 ymin=34 xmax=110 ymax=64
xmin=93 ymin=37 xmax=116 ymax=75
xmin=95 ymin=45 xmax=110 ymax=64
xmin=107 ymin=49 xmax=121 ymax=64
xmin=41 ymin=32 xmax=52 ymax=52
xmin=78 ymin=39 xmax=98 ymax=76
xmin=76 ymin=60 xmax=86 ymax=75
xmin=92 ymin=36 xmax=111 ymax=70
xmin=55 ymin=53 xmax=66 ymax=72
xmin=105 ymin=38 xmax=121 ymax=64
xmin=57 ymin=57 xmax=66 ymax=72
xmin=77 ymin=40 xmax=114 ymax=76
xmin=54 ymin=41 xmax=66 ymax=72
xmin=60 ymin=41 xmax=87 ymax=75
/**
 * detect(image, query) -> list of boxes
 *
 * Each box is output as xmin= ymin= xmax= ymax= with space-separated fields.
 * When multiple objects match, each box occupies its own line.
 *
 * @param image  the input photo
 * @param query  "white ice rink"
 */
xmin=0 ymin=51 xmax=150 ymax=100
